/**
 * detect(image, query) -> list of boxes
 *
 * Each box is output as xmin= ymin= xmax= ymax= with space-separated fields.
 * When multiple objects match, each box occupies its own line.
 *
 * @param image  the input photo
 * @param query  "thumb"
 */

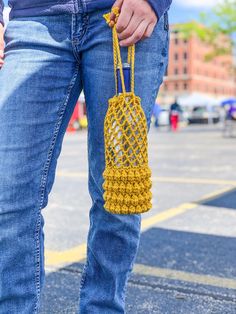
xmin=110 ymin=0 xmax=124 ymax=22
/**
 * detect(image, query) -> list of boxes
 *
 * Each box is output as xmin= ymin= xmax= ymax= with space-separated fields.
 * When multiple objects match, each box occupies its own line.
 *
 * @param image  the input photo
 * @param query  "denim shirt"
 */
xmin=0 ymin=0 xmax=172 ymax=27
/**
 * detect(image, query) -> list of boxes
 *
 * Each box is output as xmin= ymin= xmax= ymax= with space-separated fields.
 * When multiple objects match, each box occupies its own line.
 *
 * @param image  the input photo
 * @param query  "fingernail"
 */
xmin=109 ymin=21 xmax=115 ymax=28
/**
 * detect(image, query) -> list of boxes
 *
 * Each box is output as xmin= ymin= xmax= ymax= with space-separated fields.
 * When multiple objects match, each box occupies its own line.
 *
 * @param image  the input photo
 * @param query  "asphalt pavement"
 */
xmin=40 ymin=124 xmax=236 ymax=314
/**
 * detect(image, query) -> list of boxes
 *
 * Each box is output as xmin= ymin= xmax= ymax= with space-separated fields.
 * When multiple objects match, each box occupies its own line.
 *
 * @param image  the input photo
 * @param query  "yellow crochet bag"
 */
xmin=102 ymin=7 xmax=152 ymax=215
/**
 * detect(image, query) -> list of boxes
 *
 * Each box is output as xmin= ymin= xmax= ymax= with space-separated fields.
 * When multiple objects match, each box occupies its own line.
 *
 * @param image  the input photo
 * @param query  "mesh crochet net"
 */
xmin=102 ymin=93 xmax=152 ymax=214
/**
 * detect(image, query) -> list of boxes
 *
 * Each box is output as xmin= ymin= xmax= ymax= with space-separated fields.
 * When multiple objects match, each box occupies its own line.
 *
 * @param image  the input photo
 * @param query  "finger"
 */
xmin=116 ymin=2 xmax=133 ymax=33
xmin=118 ymin=14 xmax=144 ymax=40
xmin=110 ymin=0 xmax=123 ymax=21
xmin=119 ymin=20 xmax=149 ymax=46
xmin=141 ymin=22 xmax=156 ymax=40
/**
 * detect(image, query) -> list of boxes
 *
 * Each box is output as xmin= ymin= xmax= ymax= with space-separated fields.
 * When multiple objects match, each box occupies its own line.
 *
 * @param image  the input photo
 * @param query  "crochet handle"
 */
xmin=103 ymin=7 xmax=135 ymax=95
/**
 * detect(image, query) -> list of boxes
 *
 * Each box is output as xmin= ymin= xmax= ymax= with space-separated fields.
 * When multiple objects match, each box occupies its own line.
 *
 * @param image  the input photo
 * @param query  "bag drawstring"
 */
xmin=103 ymin=7 xmax=135 ymax=95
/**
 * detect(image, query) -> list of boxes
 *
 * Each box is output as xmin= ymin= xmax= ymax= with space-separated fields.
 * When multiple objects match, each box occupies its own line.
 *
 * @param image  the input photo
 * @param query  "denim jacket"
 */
xmin=0 ymin=0 xmax=172 ymax=27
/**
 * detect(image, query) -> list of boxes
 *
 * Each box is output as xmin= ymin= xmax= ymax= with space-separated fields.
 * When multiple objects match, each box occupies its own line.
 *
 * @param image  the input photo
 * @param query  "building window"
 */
xmin=175 ymin=83 xmax=179 ymax=90
xmin=183 ymin=67 xmax=188 ymax=74
xmin=183 ymin=82 xmax=188 ymax=90
xmin=175 ymin=38 xmax=179 ymax=45
xmin=174 ymin=68 xmax=179 ymax=75
xmin=183 ymin=52 xmax=188 ymax=60
xmin=174 ymin=53 xmax=178 ymax=61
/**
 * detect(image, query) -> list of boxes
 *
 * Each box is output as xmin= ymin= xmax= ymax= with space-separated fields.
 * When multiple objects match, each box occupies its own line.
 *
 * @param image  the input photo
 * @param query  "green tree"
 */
xmin=178 ymin=0 xmax=236 ymax=60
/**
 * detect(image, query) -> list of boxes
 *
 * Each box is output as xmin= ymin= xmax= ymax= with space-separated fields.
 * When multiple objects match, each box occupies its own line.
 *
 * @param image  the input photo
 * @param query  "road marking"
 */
xmin=45 ymin=185 xmax=235 ymax=267
xmin=141 ymin=185 xmax=235 ymax=232
xmin=56 ymin=171 xmax=236 ymax=186
xmin=45 ymin=203 xmax=196 ymax=266
xmin=57 ymin=171 xmax=88 ymax=178
xmin=45 ymin=186 xmax=236 ymax=290
xmin=45 ymin=243 xmax=87 ymax=266
xmin=133 ymin=264 xmax=236 ymax=290
xmin=152 ymin=176 xmax=236 ymax=186
xmin=141 ymin=203 xmax=196 ymax=231
xmin=197 ymin=186 xmax=236 ymax=204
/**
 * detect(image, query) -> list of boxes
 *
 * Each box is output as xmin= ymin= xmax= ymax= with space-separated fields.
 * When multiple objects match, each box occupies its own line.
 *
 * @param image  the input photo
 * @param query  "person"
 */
xmin=169 ymin=98 xmax=182 ymax=132
xmin=223 ymin=104 xmax=236 ymax=137
xmin=228 ymin=105 xmax=236 ymax=121
xmin=152 ymin=101 xmax=162 ymax=128
xmin=0 ymin=0 xmax=172 ymax=312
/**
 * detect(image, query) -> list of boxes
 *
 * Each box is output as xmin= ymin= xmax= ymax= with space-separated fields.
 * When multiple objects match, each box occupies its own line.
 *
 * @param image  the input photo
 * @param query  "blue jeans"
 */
xmin=0 ymin=8 xmax=169 ymax=314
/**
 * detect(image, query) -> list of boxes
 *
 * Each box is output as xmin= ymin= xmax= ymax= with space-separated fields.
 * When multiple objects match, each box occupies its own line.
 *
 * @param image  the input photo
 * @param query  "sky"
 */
xmin=3 ymin=0 xmax=218 ymax=24
xmin=169 ymin=0 xmax=217 ymax=24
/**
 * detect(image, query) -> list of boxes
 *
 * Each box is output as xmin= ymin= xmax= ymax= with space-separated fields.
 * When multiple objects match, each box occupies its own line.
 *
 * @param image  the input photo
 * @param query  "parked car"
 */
xmin=188 ymin=106 xmax=220 ymax=124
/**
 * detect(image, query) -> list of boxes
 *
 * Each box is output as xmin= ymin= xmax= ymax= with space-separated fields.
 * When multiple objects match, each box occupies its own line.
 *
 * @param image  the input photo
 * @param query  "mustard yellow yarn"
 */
xmin=102 ymin=8 xmax=152 ymax=215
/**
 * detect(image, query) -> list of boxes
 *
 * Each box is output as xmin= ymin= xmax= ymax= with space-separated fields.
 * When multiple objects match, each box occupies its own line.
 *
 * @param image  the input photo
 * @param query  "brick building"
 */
xmin=158 ymin=24 xmax=236 ymax=105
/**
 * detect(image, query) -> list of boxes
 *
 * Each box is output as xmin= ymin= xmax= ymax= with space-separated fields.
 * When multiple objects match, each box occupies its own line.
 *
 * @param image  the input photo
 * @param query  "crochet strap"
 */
xmin=103 ymin=7 xmax=135 ymax=95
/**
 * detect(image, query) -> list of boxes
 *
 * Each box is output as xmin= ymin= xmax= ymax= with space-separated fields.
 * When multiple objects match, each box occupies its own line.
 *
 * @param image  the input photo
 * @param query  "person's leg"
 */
xmin=0 ymin=15 xmax=82 ymax=313
xmin=79 ymin=9 xmax=169 ymax=313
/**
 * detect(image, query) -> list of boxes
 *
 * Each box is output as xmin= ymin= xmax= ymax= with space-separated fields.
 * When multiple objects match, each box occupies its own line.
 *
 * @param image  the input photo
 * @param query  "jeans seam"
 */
xmin=121 ymin=215 xmax=141 ymax=304
xmin=79 ymin=259 xmax=88 ymax=292
xmin=146 ymin=72 xmax=161 ymax=130
xmin=33 ymin=63 xmax=80 ymax=314
xmin=79 ymin=204 xmax=94 ymax=298
xmin=164 ymin=12 xmax=169 ymax=31
xmin=71 ymin=13 xmax=89 ymax=54
xmin=79 ymin=0 xmax=87 ymax=12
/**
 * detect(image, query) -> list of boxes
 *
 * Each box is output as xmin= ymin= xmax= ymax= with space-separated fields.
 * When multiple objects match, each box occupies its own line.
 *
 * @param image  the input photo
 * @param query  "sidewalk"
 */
xmin=40 ymin=125 xmax=236 ymax=314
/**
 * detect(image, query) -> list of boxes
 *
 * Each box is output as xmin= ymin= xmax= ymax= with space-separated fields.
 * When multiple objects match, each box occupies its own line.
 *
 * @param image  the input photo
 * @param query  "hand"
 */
xmin=110 ymin=0 xmax=158 ymax=47
xmin=0 ymin=24 xmax=4 ymax=69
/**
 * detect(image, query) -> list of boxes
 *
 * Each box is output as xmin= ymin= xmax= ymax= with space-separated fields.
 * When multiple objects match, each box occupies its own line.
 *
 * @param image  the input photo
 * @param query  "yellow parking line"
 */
xmin=45 ymin=186 xmax=235 ymax=267
xmin=45 ymin=243 xmax=87 ymax=266
xmin=45 ymin=203 xmax=196 ymax=266
xmin=56 ymin=171 xmax=236 ymax=186
xmin=141 ymin=203 xmax=196 ymax=231
xmin=197 ymin=186 xmax=235 ymax=204
xmin=152 ymin=176 xmax=236 ymax=186
xmin=133 ymin=264 xmax=236 ymax=290
xmin=141 ymin=186 xmax=235 ymax=233
xmin=57 ymin=171 xmax=88 ymax=178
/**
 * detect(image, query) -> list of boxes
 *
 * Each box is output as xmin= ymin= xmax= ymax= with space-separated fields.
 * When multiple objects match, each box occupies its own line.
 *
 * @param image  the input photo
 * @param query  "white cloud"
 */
xmin=175 ymin=0 xmax=221 ymax=8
